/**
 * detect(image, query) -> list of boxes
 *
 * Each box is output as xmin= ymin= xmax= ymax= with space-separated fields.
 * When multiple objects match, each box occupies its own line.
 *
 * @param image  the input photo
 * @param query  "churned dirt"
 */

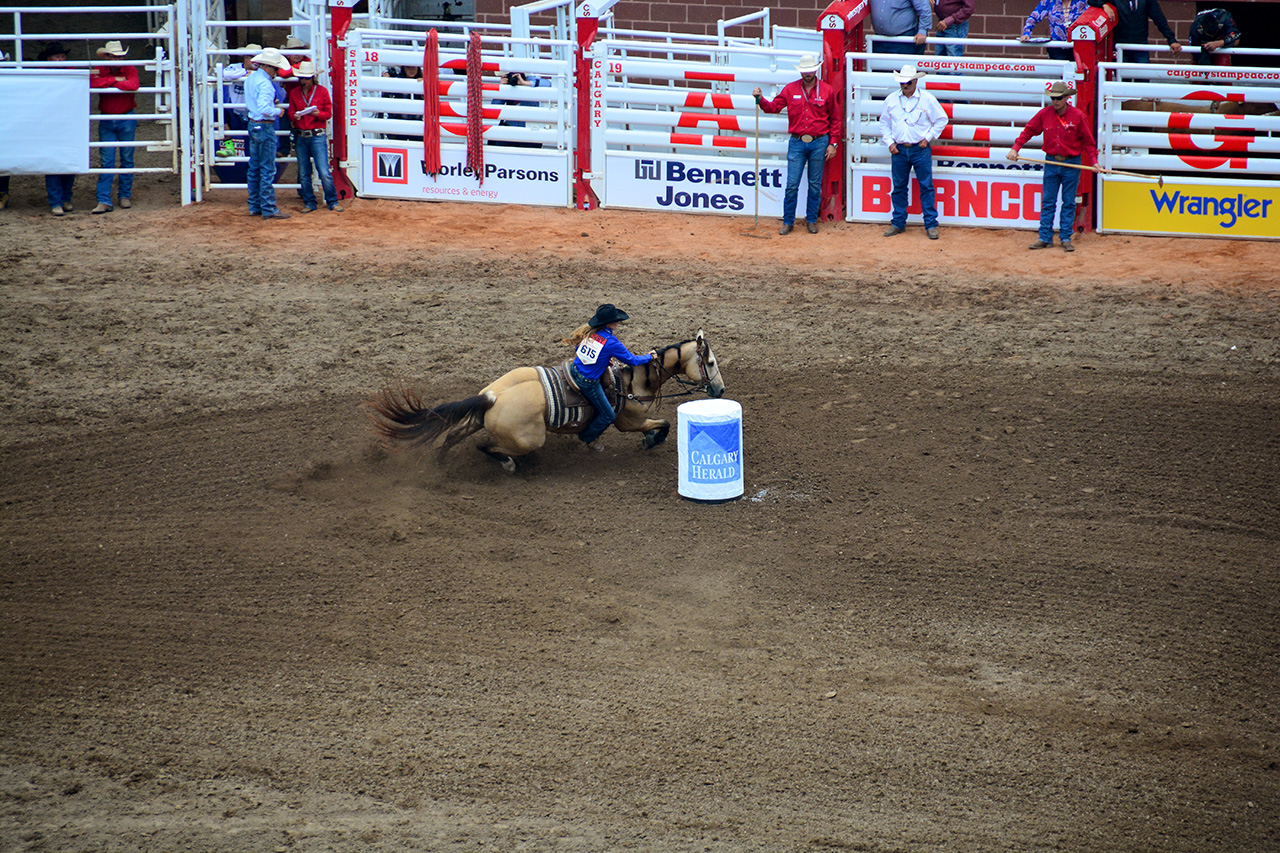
xmin=1 ymin=175 xmax=1278 ymax=852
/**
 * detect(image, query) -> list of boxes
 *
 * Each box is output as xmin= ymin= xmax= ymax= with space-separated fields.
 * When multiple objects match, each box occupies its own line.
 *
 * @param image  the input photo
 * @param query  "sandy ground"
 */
xmin=1 ymin=174 xmax=1278 ymax=852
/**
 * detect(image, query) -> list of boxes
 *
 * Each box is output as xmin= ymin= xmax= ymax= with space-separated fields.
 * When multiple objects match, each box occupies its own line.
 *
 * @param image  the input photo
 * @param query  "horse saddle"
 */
xmin=535 ymin=361 xmax=624 ymax=431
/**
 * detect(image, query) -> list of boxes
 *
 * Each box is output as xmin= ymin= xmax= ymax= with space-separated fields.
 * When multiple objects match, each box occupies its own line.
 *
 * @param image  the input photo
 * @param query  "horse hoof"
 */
xmin=500 ymin=458 xmax=516 ymax=473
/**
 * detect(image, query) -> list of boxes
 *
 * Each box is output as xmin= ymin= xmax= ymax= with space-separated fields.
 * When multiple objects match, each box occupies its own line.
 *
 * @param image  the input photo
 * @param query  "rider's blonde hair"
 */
xmin=560 ymin=323 xmax=593 ymax=348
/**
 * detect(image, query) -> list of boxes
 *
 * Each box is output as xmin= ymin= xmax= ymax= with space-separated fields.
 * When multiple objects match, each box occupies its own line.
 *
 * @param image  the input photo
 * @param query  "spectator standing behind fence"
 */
xmin=1007 ymin=80 xmax=1098 ymax=253
xmin=245 ymin=47 xmax=291 ymax=220
xmin=38 ymin=42 xmax=76 ymax=216
xmin=932 ymin=0 xmax=973 ymax=58
xmin=751 ymin=54 xmax=840 ymax=235
xmin=1020 ymin=0 xmax=1089 ymax=61
xmin=286 ymin=61 xmax=342 ymax=213
xmin=1189 ymin=8 xmax=1241 ymax=65
xmin=1109 ymin=0 xmax=1181 ymax=63
xmin=880 ymin=64 xmax=947 ymax=240
xmin=869 ymin=0 xmax=931 ymax=54
xmin=90 ymin=41 xmax=139 ymax=215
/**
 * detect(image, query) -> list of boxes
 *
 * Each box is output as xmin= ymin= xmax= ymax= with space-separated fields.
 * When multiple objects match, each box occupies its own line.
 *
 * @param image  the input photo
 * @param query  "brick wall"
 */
xmin=474 ymin=0 xmax=1207 ymax=45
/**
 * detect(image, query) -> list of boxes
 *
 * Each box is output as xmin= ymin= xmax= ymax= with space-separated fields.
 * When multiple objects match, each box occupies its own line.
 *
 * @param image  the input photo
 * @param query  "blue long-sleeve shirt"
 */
xmin=245 ymin=67 xmax=283 ymax=122
xmin=573 ymin=327 xmax=652 ymax=382
xmin=870 ymin=0 xmax=933 ymax=38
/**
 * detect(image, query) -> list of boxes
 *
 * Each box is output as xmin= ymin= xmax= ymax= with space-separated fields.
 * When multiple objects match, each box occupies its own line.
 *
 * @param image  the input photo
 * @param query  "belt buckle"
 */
xmin=801 ymin=134 xmax=814 ymax=143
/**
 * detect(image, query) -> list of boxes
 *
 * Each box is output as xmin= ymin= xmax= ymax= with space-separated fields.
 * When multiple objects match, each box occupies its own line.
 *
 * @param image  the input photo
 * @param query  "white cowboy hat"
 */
xmin=251 ymin=46 xmax=291 ymax=71
xmin=96 ymin=40 xmax=129 ymax=58
xmin=794 ymin=53 xmax=822 ymax=74
xmin=893 ymin=64 xmax=925 ymax=84
xmin=294 ymin=60 xmax=317 ymax=78
xmin=1046 ymin=80 xmax=1077 ymax=99
xmin=282 ymin=35 xmax=307 ymax=50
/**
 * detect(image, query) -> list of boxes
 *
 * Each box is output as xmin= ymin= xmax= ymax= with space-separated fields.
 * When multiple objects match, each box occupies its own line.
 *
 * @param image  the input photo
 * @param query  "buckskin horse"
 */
xmin=365 ymin=328 xmax=725 ymax=471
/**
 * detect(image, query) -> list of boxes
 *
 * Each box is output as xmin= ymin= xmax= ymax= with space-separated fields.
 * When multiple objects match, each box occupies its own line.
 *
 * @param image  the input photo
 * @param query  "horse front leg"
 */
xmin=614 ymin=403 xmax=670 ymax=450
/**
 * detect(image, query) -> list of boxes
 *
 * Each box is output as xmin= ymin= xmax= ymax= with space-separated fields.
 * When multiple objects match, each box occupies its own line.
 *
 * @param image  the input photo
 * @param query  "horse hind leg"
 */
xmin=477 ymin=443 xmax=517 ymax=473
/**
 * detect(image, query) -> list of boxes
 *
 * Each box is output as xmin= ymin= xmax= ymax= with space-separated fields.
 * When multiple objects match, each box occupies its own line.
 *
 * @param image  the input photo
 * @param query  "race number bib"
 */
xmin=576 ymin=334 xmax=605 ymax=365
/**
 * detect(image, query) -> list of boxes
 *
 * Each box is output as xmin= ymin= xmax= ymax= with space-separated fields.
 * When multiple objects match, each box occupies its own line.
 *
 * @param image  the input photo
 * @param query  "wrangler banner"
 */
xmin=1100 ymin=179 xmax=1280 ymax=240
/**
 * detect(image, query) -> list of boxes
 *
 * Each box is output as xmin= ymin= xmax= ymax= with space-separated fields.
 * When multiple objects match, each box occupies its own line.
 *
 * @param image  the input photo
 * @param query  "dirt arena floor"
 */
xmin=1 ymin=173 xmax=1278 ymax=852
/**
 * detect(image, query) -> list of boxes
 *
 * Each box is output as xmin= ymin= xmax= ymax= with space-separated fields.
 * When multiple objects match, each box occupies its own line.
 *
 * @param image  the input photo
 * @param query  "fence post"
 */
xmin=329 ymin=0 xmax=357 ymax=200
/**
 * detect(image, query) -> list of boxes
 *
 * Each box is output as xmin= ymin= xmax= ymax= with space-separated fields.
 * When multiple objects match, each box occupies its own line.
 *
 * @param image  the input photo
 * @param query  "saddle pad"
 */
xmin=536 ymin=362 xmax=623 ymax=431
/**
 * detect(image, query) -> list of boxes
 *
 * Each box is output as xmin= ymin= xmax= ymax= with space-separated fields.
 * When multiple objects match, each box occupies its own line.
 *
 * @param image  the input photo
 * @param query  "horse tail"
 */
xmin=559 ymin=323 xmax=592 ymax=349
xmin=364 ymin=382 xmax=494 ymax=452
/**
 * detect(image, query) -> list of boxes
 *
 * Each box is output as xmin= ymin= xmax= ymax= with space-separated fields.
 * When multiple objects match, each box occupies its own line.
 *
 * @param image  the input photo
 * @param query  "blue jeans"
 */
xmin=1039 ymin=158 xmax=1082 ymax=243
xmin=295 ymin=133 xmax=339 ymax=210
xmin=571 ymin=362 xmax=615 ymax=444
xmin=935 ymin=21 xmax=969 ymax=56
xmin=96 ymin=114 xmax=137 ymax=204
xmin=784 ymin=134 xmax=826 ymax=226
xmin=246 ymin=121 xmax=279 ymax=215
xmin=45 ymin=175 xmax=75 ymax=209
xmin=890 ymin=143 xmax=938 ymax=229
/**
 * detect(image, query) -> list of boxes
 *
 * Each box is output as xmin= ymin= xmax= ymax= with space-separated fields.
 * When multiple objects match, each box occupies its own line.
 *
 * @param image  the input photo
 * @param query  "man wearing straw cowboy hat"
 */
xmin=1007 ymin=80 xmax=1098 ymax=252
xmin=244 ymin=47 xmax=293 ymax=219
xmin=286 ymin=60 xmax=342 ymax=213
xmin=90 ymin=40 xmax=139 ymax=214
xmin=751 ymin=53 xmax=840 ymax=235
xmin=879 ymin=64 xmax=947 ymax=240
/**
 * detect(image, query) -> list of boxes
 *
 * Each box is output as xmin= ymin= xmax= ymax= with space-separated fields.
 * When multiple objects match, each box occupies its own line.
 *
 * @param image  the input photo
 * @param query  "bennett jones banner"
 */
xmin=849 ymin=167 xmax=1048 ymax=229
xmin=1101 ymin=179 xmax=1279 ymax=240
xmin=605 ymin=152 xmax=786 ymax=217
xmin=359 ymin=144 xmax=572 ymax=206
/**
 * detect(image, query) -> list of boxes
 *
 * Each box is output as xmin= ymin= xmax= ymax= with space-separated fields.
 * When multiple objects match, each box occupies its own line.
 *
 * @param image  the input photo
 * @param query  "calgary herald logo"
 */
xmin=371 ymin=147 xmax=408 ymax=184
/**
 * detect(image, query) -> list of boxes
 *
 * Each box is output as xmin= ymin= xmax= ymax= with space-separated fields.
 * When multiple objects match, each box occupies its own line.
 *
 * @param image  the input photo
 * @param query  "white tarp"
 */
xmin=0 ymin=69 xmax=91 ymax=175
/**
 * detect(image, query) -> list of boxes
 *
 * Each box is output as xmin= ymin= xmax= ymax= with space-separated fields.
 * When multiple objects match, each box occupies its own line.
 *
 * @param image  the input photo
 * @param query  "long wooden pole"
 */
xmin=1013 ymin=154 xmax=1164 ymax=187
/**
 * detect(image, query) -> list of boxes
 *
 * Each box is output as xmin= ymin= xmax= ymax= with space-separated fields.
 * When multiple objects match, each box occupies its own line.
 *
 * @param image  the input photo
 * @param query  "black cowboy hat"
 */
xmin=37 ymin=41 xmax=68 ymax=61
xmin=588 ymin=304 xmax=629 ymax=326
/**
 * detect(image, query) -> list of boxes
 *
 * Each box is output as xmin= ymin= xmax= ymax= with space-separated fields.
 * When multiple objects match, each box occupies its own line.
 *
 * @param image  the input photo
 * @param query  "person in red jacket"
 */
xmin=751 ymin=53 xmax=841 ymax=235
xmin=1008 ymin=80 xmax=1099 ymax=253
xmin=90 ymin=41 xmax=140 ymax=214
xmin=285 ymin=61 xmax=342 ymax=212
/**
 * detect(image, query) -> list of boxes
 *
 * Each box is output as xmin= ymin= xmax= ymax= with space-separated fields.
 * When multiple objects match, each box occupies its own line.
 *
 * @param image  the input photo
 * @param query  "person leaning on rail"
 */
xmin=1007 ymin=80 xmax=1099 ymax=253
xmin=1020 ymin=0 xmax=1089 ymax=62
xmin=752 ymin=53 xmax=841 ymax=235
xmin=1095 ymin=0 xmax=1181 ymax=63
xmin=1189 ymin=8 xmax=1241 ymax=65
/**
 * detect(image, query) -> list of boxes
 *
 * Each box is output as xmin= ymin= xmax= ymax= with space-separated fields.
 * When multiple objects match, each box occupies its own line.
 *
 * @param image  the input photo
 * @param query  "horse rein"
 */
xmin=623 ymin=339 xmax=710 ymax=404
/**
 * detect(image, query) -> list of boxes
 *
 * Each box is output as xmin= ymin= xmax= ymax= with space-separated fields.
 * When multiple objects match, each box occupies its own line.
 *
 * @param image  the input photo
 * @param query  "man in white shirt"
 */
xmin=878 ymin=64 xmax=948 ymax=239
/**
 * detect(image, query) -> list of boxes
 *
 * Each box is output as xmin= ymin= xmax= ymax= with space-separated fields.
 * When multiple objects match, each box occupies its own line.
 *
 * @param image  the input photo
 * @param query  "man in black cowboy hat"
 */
xmin=37 ymin=43 xmax=77 ymax=216
xmin=570 ymin=305 xmax=656 ymax=452
xmin=1008 ymin=80 xmax=1099 ymax=253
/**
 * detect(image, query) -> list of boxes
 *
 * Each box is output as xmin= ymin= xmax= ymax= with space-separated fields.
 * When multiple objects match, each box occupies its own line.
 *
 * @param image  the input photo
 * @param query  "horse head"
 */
xmin=692 ymin=328 xmax=725 ymax=398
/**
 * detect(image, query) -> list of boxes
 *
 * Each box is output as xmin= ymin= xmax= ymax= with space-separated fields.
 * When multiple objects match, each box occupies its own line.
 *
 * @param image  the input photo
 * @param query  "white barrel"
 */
xmin=677 ymin=399 xmax=744 ymax=502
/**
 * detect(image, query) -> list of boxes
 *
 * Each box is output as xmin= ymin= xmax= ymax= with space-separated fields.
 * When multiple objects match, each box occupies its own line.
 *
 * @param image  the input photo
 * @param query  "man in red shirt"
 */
xmin=1008 ymin=80 xmax=1099 ymax=253
xmin=752 ymin=54 xmax=840 ymax=235
xmin=285 ymin=61 xmax=342 ymax=212
xmin=90 ymin=41 xmax=140 ymax=214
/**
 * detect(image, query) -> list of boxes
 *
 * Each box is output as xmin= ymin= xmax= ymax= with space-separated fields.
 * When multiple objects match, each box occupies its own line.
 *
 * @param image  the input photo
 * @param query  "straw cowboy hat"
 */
xmin=251 ymin=46 xmax=291 ymax=71
xmin=893 ymin=64 xmax=926 ymax=84
xmin=794 ymin=53 xmax=822 ymax=74
xmin=1045 ymin=80 xmax=1077 ymax=99
xmin=294 ymin=60 xmax=317 ymax=78
xmin=588 ymin=304 xmax=629 ymax=327
xmin=96 ymin=40 xmax=129 ymax=58
xmin=282 ymin=35 xmax=307 ymax=50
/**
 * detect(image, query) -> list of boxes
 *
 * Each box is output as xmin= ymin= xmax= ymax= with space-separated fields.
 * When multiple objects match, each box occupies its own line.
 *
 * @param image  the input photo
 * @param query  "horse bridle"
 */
xmin=624 ymin=338 xmax=711 ymax=404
